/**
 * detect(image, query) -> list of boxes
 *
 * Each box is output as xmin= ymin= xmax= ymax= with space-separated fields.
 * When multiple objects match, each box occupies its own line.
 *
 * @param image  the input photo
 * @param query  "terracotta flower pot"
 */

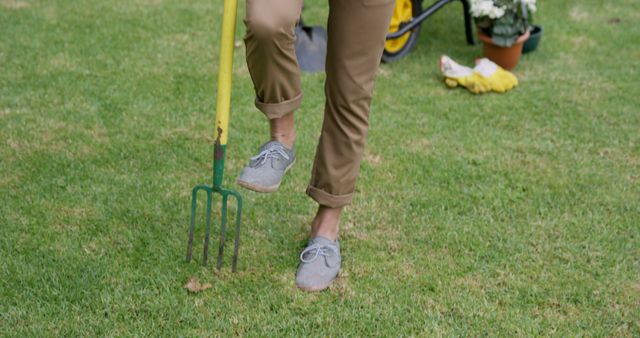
xmin=477 ymin=29 xmax=530 ymax=70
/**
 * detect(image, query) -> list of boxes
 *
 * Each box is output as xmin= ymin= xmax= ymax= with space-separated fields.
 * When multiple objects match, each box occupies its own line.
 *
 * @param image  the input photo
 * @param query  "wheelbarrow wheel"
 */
xmin=382 ymin=0 xmax=422 ymax=63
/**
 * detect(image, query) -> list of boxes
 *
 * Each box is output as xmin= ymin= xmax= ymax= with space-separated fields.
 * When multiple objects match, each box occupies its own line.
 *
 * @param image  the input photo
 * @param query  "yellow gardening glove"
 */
xmin=440 ymin=55 xmax=488 ymax=94
xmin=473 ymin=58 xmax=518 ymax=93
xmin=440 ymin=55 xmax=517 ymax=94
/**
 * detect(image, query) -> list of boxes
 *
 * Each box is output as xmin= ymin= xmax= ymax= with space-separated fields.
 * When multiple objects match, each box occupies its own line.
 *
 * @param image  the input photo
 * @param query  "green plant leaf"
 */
xmin=491 ymin=34 xmax=517 ymax=47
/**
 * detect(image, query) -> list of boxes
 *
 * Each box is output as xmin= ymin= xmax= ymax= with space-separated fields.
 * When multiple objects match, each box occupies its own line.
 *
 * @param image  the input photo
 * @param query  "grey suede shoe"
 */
xmin=295 ymin=236 xmax=341 ymax=292
xmin=236 ymin=140 xmax=296 ymax=193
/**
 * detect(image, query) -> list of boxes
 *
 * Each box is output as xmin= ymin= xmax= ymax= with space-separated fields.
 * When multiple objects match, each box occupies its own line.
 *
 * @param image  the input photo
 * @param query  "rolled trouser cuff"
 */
xmin=255 ymin=92 xmax=303 ymax=119
xmin=306 ymin=185 xmax=353 ymax=208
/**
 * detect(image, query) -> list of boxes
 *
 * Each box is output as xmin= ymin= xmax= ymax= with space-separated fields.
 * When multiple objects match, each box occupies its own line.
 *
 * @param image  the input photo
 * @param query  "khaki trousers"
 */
xmin=244 ymin=0 xmax=395 ymax=207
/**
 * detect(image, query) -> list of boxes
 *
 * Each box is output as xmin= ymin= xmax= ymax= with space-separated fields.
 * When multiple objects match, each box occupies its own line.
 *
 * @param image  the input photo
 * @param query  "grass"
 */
xmin=1 ymin=0 xmax=639 ymax=335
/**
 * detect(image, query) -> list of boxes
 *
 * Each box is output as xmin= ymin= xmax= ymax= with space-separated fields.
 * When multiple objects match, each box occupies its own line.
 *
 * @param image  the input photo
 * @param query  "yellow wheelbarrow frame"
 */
xmin=383 ymin=0 xmax=475 ymax=63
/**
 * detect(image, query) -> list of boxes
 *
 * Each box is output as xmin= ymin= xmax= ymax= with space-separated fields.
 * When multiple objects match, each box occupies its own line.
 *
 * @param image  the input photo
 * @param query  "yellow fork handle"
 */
xmin=214 ymin=0 xmax=238 ymax=146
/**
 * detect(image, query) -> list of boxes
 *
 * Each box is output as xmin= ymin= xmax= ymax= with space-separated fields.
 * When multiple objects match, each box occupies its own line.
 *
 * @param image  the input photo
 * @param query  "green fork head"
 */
xmin=186 ymin=183 xmax=243 ymax=272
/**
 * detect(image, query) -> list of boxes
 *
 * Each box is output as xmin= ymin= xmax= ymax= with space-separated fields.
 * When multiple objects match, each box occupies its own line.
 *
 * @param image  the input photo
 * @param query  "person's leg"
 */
xmin=307 ymin=0 xmax=396 ymax=234
xmin=238 ymin=0 xmax=303 ymax=192
xmin=269 ymin=112 xmax=295 ymax=149
xmin=310 ymin=205 xmax=342 ymax=241
xmin=297 ymin=0 xmax=395 ymax=291
xmin=244 ymin=0 xmax=303 ymax=121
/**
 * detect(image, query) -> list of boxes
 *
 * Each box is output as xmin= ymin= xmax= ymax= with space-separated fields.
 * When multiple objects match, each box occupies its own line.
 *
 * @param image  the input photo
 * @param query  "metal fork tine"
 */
xmin=230 ymin=192 xmax=243 ymax=273
xmin=202 ymin=189 xmax=213 ymax=266
xmin=186 ymin=187 xmax=199 ymax=262
xmin=216 ymin=194 xmax=229 ymax=270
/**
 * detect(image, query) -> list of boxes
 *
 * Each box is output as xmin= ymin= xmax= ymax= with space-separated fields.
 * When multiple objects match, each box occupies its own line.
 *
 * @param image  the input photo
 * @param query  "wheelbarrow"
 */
xmin=295 ymin=0 xmax=475 ymax=70
xmin=383 ymin=0 xmax=475 ymax=62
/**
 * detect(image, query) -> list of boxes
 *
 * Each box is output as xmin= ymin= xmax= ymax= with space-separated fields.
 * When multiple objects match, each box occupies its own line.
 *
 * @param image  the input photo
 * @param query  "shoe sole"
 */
xmin=296 ymin=273 xmax=339 ymax=292
xmin=236 ymin=158 xmax=296 ymax=193
xmin=296 ymin=282 xmax=332 ymax=292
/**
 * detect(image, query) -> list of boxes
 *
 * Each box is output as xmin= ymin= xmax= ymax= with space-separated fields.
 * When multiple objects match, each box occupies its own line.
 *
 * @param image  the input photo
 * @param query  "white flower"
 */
xmin=470 ymin=0 xmax=506 ymax=19
xmin=528 ymin=3 xmax=537 ymax=13
xmin=520 ymin=0 xmax=537 ymax=13
xmin=488 ymin=6 xmax=505 ymax=19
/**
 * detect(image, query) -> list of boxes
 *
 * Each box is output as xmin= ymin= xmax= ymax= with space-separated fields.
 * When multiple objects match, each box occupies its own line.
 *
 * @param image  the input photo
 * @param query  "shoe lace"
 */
xmin=300 ymin=244 xmax=339 ymax=268
xmin=250 ymin=146 xmax=290 ymax=167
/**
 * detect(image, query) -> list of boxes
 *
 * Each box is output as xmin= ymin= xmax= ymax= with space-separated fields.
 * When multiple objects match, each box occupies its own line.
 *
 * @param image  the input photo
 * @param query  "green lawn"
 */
xmin=1 ymin=0 xmax=639 ymax=335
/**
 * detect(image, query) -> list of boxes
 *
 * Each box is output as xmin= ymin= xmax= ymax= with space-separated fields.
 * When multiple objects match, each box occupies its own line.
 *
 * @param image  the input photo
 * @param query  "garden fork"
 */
xmin=186 ymin=0 xmax=243 ymax=272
